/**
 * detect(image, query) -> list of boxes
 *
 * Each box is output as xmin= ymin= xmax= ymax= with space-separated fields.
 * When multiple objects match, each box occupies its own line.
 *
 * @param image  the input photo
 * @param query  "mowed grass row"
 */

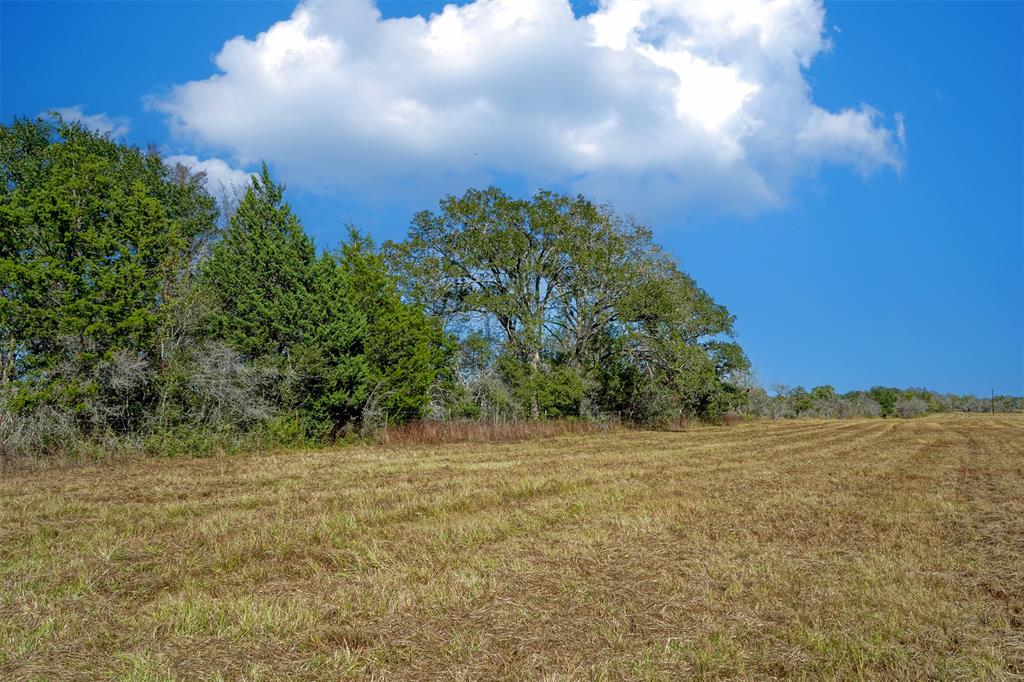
xmin=1 ymin=414 xmax=1022 ymax=680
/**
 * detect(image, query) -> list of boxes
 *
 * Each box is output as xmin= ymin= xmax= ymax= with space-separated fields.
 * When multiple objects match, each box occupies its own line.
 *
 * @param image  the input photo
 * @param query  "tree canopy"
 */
xmin=1 ymin=117 xmax=217 ymax=430
xmin=387 ymin=187 xmax=749 ymax=422
xmin=1 ymin=117 xmax=447 ymax=452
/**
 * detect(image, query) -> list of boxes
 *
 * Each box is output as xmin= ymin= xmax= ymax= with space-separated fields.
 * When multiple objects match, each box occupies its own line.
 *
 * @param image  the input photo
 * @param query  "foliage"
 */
xmin=198 ymin=172 xmax=444 ymax=436
xmin=387 ymin=186 xmax=748 ymax=424
xmin=5 ymin=115 xmax=1015 ymax=458
xmin=1 ymin=118 xmax=446 ymax=456
xmin=335 ymin=228 xmax=448 ymax=426
xmin=869 ymin=386 xmax=899 ymax=418
xmin=200 ymin=164 xmax=318 ymax=361
xmin=1 ymin=116 xmax=216 ymax=434
xmin=738 ymin=383 xmax=1020 ymax=420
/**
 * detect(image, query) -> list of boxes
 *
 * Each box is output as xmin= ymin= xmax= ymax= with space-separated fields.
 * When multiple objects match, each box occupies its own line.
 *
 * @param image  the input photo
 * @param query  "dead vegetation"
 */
xmin=1 ymin=414 xmax=1022 ymax=679
xmin=376 ymin=418 xmax=606 ymax=446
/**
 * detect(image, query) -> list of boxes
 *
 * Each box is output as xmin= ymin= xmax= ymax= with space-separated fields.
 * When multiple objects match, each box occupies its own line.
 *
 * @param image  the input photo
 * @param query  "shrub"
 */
xmin=894 ymin=396 xmax=929 ymax=419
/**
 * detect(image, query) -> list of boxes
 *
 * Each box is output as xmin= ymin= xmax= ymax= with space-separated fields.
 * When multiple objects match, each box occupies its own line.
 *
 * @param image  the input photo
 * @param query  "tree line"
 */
xmin=1 ymin=118 xmax=1018 ymax=458
xmin=0 ymin=117 xmax=750 ymax=456
xmin=740 ymin=385 xmax=1023 ymax=420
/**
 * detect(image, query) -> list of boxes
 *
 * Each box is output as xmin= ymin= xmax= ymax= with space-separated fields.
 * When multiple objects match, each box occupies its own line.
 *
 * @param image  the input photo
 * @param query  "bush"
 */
xmin=894 ymin=396 xmax=929 ymax=418
xmin=0 ymin=403 xmax=78 ymax=459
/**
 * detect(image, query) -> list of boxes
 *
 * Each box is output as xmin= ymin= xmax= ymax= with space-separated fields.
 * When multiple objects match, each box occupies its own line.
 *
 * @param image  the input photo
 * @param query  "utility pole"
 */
xmin=991 ymin=389 xmax=996 ymax=415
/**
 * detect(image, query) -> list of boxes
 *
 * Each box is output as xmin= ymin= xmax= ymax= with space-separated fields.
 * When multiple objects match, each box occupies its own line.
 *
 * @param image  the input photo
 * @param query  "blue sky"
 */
xmin=2 ymin=0 xmax=1021 ymax=395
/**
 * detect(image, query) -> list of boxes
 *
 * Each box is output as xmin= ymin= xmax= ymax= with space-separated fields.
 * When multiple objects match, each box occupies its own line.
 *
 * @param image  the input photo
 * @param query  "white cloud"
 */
xmin=164 ymin=155 xmax=255 ymax=192
xmin=49 ymin=105 xmax=131 ymax=137
xmin=153 ymin=0 xmax=904 ymax=216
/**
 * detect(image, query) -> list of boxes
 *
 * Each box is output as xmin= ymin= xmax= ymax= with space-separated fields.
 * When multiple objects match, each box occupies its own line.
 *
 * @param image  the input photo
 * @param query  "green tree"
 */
xmin=201 ymin=165 xmax=316 ymax=361
xmin=389 ymin=188 xmax=593 ymax=416
xmin=387 ymin=186 xmax=747 ymax=422
xmin=869 ymin=386 xmax=899 ymax=418
xmin=200 ymin=167 xmax=375 ymax=433
xmin=0 ymin=116 xmax=216 ymax=431
xmin=201 ymin=179 xmax=445 ymax=432
xmin=612 ymin=267 xmax=748 ymax=420
xmin=810 ymin=384 xmax=837 ymax=404
xmin=290 ymin=254 xmax=368 ymax=431
xmin=336 ymin=228 xmax=447 ymax=424
xmin=789 ymin=386 xmax=813 ymax=416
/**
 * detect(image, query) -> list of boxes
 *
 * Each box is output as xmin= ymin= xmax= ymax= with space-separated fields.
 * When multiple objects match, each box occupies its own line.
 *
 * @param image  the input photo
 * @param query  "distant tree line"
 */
xmin=740 ymin=384 xmax=1023 ymax=420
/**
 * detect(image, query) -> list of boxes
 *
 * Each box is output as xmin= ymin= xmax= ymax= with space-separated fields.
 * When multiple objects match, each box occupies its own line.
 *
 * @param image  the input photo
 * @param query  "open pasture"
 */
xmin=2 ymin=414 xmax=1022 ymax=679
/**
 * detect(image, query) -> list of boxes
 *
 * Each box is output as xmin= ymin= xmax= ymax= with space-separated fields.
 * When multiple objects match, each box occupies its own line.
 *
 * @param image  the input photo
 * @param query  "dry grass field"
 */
xmin=2 ymin=414 xmax=1022 ymax=680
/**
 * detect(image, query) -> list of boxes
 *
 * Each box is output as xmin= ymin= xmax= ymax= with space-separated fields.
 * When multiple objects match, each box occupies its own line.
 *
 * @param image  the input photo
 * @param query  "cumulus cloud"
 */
xmin=154 ymin=0 xmax=904 ymax=215
xmin=164 ymin=154 xmax=255 ymax=192
xmin=48 ymin=105 xmax=131 ymax=137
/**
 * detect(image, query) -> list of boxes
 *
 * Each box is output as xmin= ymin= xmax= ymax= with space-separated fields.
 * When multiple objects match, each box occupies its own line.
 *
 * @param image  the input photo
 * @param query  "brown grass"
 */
xmin=1 ymin=413 xmax=1022 ymax=679
xmin=376 ymin=419 xmax=606 ymax=446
